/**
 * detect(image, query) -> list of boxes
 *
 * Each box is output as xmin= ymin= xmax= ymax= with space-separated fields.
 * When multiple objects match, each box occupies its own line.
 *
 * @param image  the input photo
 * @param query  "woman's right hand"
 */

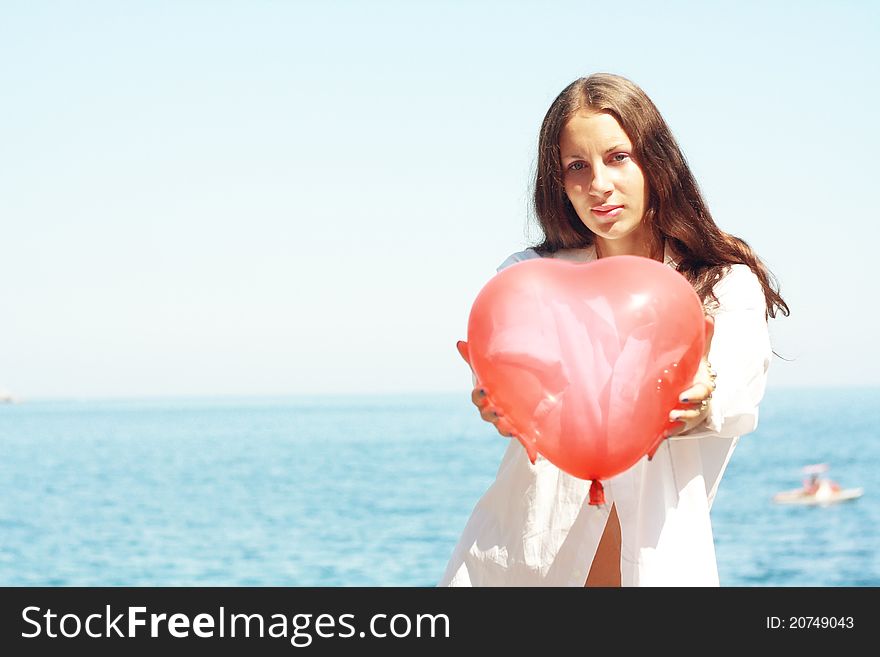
xmin=470 ymin=387 xmax=513 ymax=437
xmin=459 ymin=340 xmax=513 ymax=438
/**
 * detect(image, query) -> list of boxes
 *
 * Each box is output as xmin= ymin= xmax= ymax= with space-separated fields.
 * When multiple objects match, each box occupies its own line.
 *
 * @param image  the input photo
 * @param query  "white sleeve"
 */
xmin=496 ymin=248 xmax=541 ymax=273
xmin=669 ymin=264 xmax=773 ymax=441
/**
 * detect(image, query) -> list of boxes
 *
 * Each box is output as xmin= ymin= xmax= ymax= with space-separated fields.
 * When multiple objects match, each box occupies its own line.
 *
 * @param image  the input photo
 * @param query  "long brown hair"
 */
xmin=533 ymin=73 xmax=788 ymax=319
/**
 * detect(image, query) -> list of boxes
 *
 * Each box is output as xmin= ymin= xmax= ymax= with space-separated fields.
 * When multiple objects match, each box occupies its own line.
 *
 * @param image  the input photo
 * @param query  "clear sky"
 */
xmin=1 ymin=0 xmax=877 ymax=398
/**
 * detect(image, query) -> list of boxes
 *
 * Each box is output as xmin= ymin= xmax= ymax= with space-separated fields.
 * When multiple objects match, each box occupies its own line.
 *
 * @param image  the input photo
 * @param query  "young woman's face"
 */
xmin=560 ymin=111 xmax=649 ymax=250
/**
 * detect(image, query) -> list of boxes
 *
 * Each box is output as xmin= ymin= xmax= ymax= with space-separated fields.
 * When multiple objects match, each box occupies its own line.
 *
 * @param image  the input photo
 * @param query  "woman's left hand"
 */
xmin=668 ymin=315 xmax=716 ymax=436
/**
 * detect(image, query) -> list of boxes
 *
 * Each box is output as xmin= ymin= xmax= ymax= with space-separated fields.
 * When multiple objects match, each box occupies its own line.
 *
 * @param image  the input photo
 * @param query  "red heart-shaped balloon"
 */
xmin=462 ymin=255 xmax=705 ymax=503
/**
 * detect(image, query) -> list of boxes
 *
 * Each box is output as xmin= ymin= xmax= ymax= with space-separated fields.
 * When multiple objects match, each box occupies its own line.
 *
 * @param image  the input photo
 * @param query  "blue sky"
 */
xmin=1 ymin=0 xmax=877 ymax=398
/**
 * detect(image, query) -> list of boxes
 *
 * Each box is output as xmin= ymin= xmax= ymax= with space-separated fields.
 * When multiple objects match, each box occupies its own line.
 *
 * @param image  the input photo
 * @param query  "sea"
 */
xmin=1 ymin=387 xmax=877 ymax=586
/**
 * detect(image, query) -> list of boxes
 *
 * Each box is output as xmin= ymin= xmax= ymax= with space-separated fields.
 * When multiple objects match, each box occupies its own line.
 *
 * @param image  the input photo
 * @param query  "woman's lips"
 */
xmin=591 ymin=206 xmax=623 ymax=219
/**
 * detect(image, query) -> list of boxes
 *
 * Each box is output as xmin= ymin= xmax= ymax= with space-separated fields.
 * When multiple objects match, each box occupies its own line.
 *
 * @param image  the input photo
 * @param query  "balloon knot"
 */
xmin=588 ymin=480 xmax=605 ymax=506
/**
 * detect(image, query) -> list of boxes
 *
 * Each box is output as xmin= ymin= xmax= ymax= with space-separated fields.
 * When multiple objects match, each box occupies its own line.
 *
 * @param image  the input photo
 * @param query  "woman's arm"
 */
xmin=670 ymin=264 xmax=773 ymax=440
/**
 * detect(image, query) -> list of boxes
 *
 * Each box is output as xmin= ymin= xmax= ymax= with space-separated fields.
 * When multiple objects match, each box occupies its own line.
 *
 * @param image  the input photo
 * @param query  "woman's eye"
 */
xmin=568 ymin=161 xmax=587 ymax=171
xmin=611 ymin=153 xmax=630 ymax=163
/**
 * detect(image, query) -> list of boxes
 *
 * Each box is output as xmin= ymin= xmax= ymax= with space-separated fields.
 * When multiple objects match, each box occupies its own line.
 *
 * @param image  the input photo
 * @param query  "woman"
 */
xmin=440 ymin=73 xmax=788 ymax=587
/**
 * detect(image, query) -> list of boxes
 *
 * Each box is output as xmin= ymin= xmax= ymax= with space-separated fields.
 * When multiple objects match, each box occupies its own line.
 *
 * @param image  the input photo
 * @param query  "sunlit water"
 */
xmin=1 ymin=388 xmax=876 ymax=586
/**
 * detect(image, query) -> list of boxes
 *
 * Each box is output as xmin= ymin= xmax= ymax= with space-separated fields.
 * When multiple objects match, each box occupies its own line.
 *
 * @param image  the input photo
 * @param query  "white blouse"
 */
xmin=439 ymin=245 xmax=773 ymax=587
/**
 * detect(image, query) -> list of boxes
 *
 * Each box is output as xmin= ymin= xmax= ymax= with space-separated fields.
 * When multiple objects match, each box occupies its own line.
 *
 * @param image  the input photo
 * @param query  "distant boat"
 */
xmin=0 ymin=390 xmax=18 ymax=404
xmin=773 ymin=463 xmax=863 ymax=506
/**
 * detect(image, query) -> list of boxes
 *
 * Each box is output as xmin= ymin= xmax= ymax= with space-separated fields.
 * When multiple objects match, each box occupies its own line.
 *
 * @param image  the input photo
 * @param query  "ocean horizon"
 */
xmin=1 ymin=386 xmax=877 ymax=586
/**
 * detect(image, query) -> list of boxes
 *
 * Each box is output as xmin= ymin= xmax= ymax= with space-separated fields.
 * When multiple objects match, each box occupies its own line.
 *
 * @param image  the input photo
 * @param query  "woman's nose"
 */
xmin=589 ymin=165 xmax=613 ymax=197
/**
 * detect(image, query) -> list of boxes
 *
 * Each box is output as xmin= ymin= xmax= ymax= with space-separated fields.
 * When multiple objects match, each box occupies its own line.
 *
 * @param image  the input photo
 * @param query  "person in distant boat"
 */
xmin=800 ymin=464 xmax=841 ymax=496
xmin=803 ymin=472 xmax=821 ymax=495
xmin=441 ymin=73 xmax=789 ymax=587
